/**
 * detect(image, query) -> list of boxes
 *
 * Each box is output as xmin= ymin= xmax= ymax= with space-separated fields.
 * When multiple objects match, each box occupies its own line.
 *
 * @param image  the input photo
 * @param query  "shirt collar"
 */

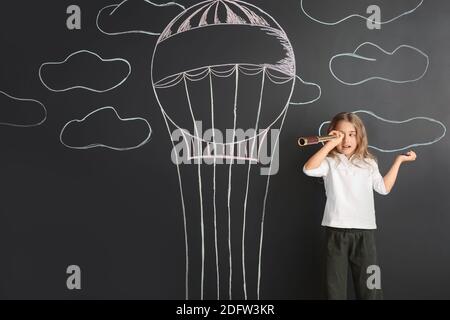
xmin=336 ymin=152 xmax=357 ymax=165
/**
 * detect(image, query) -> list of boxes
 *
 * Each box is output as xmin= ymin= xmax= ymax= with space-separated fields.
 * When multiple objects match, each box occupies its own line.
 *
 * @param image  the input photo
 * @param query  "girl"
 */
xmin=303 ymin=112 xmax=416 ymax=300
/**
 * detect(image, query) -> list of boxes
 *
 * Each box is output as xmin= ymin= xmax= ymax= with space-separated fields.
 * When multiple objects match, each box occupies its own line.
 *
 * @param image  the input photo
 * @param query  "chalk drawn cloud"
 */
xmin=318 ymin=110 xmax=446 ymax=152
xmin=96 ymin=0 xmax=185 ymax=36
xmin=300 ymin=0 xmax=423 ymax=26
xmin=60 ymin=106 xmax=152 ymax=150
xmin=39 ymin=50 xmax=131 ymax=93
xmin=0 ymin=90 xmax=47 ymax=127
xmin=329 ymin=42 xmax=429 ymax=85
xmin=290 ymin=75 xmax=321 ymax=106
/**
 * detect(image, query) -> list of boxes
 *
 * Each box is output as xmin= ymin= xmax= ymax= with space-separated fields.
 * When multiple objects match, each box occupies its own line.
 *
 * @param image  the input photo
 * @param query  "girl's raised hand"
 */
xmin=326 ymin=130 xmax=344 ymax=148
xmin=397 ymin=150 xmax=417 ymax=163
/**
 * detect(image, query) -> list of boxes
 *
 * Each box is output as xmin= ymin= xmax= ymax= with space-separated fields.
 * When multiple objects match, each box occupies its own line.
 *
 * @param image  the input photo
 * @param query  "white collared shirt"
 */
xmin=303 ymin=153 xmax=389 ymax=229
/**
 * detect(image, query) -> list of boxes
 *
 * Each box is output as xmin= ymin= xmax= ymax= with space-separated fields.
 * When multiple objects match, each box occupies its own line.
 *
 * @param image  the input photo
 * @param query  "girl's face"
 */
xmin=334 ymin=120 xmax=357 ymax=158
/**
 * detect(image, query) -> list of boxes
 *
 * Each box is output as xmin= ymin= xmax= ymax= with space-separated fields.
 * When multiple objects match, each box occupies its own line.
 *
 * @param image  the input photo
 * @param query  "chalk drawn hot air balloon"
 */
xmin=151 ymin=0 xmax=319 ymax=300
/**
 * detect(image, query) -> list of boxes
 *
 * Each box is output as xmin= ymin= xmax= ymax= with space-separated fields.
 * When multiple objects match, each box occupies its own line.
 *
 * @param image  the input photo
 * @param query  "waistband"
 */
xmin=325 ymin=226 xmax=375 ymax=233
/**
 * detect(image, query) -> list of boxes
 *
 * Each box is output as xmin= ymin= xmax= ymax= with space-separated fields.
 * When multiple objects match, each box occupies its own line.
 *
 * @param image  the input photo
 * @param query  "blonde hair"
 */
xmin=327 ymin=112 xmax=376 ymax=165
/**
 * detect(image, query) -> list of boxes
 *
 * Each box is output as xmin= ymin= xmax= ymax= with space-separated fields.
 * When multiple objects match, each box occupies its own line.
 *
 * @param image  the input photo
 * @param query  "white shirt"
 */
xmin=303 ymin=153 xmax=389 ymax=229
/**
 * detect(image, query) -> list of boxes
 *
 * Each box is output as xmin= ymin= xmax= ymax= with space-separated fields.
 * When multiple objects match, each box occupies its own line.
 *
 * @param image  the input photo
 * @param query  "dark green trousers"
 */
xmin=325 ymin=227 xmax=383 ymax=300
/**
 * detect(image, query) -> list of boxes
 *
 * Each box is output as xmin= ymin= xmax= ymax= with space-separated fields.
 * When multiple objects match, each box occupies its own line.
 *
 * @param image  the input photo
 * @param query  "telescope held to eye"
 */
xmin=297 ymin=135 xmax=337 ymax=147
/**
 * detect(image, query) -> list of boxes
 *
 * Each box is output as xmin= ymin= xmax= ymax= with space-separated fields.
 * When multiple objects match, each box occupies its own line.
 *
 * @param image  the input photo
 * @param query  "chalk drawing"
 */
xmin=329 ymin=42 xmax=429 ymax=85
xmin=151 ymin=0 xmax=320 ymax=300
xmin=39 ymin=50 xmax=131 ymax=93
xmin=60 ymin=106 xmax=152 ymax=150
xmin=96 ymin=0 xmax=185 ymax=36
xmin=0 ymin=90 xmax=47 ymax=127
xmin=300 ymin=0 xmax=424 ymax=26
xmin=318 ymin=109 xmax=446 ymax=152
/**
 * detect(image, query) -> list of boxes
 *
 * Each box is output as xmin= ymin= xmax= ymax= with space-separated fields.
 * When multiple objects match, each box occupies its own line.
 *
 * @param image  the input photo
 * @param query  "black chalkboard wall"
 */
xmin=0 ymin=0 xmax=449 ymax=300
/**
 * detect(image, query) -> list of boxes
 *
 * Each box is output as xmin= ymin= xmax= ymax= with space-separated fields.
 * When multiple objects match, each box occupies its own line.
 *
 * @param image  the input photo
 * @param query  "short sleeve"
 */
xmin=370 ymin=159 xmax=389 ymax=195
xmin=303 ymin=159 xmax=329 ymax=178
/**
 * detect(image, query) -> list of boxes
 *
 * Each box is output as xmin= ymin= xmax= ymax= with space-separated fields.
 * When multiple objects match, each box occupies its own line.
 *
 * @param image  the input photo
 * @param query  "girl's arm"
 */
xmin=303 ymin=130 xmax=343 ymax=170
xmin=383 ymin=150 xmax=417 ymax=193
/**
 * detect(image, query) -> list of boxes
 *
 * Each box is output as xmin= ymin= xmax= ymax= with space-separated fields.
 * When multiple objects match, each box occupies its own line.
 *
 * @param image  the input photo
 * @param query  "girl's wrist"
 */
xmin=394 ymin=156 xmax=403 ymax=165
xmin=322 ymin=143 xmax=335 ymax=153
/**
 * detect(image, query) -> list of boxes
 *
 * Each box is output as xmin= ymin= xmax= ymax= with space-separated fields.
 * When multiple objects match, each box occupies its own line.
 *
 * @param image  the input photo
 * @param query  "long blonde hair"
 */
xmin=327 ymin=112 xmax=376 ymax=165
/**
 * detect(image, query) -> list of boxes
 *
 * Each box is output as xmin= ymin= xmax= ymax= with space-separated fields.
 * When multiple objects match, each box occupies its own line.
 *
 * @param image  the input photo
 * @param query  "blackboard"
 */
xmin=0 ymin=0 xmax=449 ymax=299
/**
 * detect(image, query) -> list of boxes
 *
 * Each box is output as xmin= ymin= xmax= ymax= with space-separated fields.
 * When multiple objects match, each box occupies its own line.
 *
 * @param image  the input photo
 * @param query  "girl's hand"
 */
xmin=325 ymin=130 xmax=344 ymax=148
xmin=396 ymin=150 xmax=417 ymax=163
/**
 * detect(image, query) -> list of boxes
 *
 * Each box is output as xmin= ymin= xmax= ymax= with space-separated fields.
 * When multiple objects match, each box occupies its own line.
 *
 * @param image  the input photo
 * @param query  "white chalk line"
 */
xmin=39 ymin=50 xmax=131 ymax=93
xmin=156 ymin=1 xmax=296 ymax=75
xmin=160 ymin=105 xmax=190 ymax=299
xmin=154 ymin=63 xmax=292 ymax=88
xmin=59 ymin=106 xmax=152 ymax=150
xmin=155 ymin=63 xmax=295 ymax=299
xmin=329 ymin=42 xmax=429 ymax=85
xmin=256 ymin=103 xmax=290 ymax=300
xmin=318 ymin=109 xmax=446 ymax=152
xmin=256 ymin=65 xmax=298 ymax=300
xmin=154 ymin=64 xmax=294 ymax=148
xmin=96 ymin=0 xmax=185 ymax=36
xmin=183 ymin=76 xmax=206 ymax=300
xmin=227 ymin=65 xmax=239 ymax=299
xmin=289 ymin=75 xmax=321 ymax=105
xmin=209 ymin=69 xmax=220 ymax=300
xmin=151 ymin=0 xmax=304 ymax=300
xmin=300 ymin=0 xmax=424 ymax=26
xmin=158 ymin=0 xmax=278 ymax=44
xmin=255 ymin=80 xmax=297 ymax=299
xmin=241 ymin=66 xmax=266 ymax=300
xmin=0 ymin=90 xmax=47 ymax=127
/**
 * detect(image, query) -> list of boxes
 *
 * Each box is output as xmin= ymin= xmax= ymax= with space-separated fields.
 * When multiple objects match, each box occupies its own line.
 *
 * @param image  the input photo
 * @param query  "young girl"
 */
xmin=303 ymin=112 xmax=416 ymax=300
